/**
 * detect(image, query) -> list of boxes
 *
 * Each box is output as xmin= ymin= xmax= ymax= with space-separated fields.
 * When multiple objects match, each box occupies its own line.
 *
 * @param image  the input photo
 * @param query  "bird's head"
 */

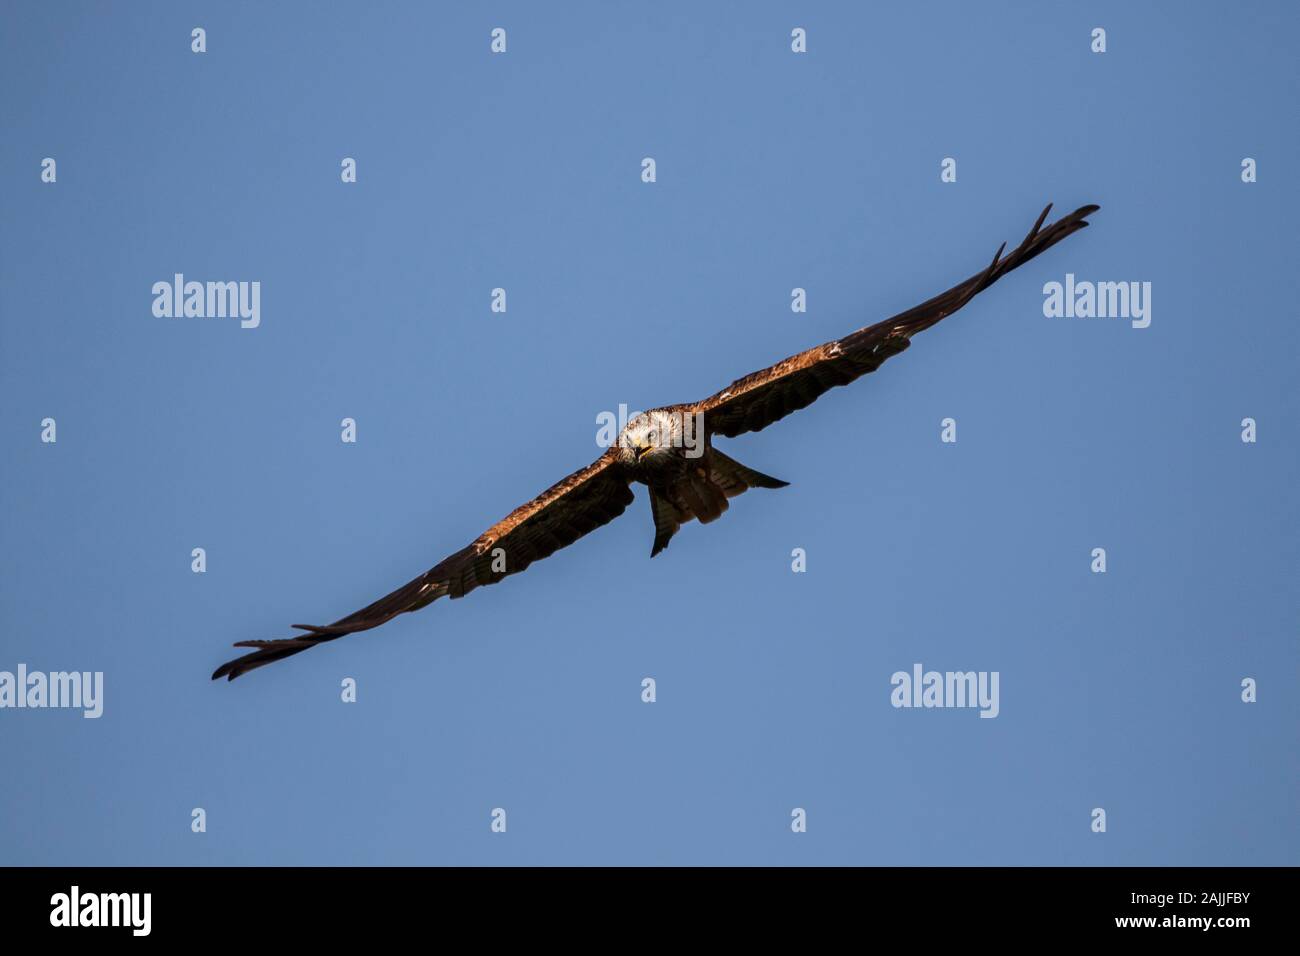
xmin=616 ymin=409 xmax=681 ymax=467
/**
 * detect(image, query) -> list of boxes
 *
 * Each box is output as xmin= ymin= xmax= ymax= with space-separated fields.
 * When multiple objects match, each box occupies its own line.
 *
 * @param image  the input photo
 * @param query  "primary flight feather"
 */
xmin=213 ymin=202 xmax=1099 ymax=680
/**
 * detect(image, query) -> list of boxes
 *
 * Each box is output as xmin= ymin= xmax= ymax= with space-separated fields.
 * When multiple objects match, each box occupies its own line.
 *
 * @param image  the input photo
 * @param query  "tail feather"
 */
xmin=710 ymin=449 xmax=789 ymax=494
xmin=692 ymin=471 xmax=728 ymax=523
xmin=649 ymin=489 xmax=681 ymax=557
xmin=646 ymin=449 xmax=788 ymax=557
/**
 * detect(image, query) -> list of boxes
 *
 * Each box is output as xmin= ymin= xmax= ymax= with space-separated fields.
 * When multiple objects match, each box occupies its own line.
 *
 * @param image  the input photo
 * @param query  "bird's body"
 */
xmin=615 ymin=406 xmax=790 ymax=555
xmin=214 ymin=203 xmax=1099 ymax=681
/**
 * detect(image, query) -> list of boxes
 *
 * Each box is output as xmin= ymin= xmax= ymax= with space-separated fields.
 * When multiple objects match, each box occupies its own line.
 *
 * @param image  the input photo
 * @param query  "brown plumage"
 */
xmin=213 ymin=202 xmax=1098 ymax=680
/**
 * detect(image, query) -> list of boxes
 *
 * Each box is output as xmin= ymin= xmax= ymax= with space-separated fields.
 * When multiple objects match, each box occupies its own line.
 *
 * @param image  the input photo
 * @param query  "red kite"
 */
xmin=214 ymin=203 xmax=1098 ymax=680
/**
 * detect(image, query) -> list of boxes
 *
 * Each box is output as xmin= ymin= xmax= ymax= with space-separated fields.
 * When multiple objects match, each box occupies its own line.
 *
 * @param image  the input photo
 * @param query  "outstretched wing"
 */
xmin=212 ymin=450 xmax=634 ymax=680
xmin=693 ymin=203 xmax=1099 ymax=439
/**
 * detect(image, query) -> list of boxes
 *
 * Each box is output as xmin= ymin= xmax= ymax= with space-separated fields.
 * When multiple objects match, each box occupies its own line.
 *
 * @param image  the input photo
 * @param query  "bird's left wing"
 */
xmin=692 ymin=203 xmax=1098 ymax=439
xmin=212 ymin=449 xmax=633 ymax=680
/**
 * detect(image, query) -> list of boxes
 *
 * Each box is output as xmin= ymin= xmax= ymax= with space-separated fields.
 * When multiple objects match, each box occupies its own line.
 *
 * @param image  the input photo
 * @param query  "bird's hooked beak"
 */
xmin=633 ymin=442 xmax=651 ymax=461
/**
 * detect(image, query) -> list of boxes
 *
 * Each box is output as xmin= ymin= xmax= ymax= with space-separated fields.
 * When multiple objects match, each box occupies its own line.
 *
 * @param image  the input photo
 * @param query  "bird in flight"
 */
xmin=214 ymin=202 xmax=1099 ymax=680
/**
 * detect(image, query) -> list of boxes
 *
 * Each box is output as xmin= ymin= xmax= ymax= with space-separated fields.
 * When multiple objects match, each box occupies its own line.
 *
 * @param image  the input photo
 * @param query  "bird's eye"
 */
xmin=647 ymin=430 xmax=657 ymax=444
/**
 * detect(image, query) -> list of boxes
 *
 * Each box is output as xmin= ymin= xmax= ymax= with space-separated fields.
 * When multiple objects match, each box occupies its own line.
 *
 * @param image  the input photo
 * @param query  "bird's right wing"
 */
xmin=212 ymin=449 xmax=634 ymax=680
xmin=692 ymin=203 xmax=1099 ymax=439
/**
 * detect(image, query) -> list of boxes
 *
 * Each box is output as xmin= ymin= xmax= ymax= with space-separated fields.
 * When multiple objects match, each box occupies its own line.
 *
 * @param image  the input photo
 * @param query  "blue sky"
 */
xmin=1 ymin=1 xmax=1295 ymax=865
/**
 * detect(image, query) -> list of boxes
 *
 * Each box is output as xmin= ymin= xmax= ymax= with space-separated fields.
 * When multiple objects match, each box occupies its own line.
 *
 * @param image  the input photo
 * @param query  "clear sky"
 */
xmin=1 ymin=1 xmax=1295 ymax=865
